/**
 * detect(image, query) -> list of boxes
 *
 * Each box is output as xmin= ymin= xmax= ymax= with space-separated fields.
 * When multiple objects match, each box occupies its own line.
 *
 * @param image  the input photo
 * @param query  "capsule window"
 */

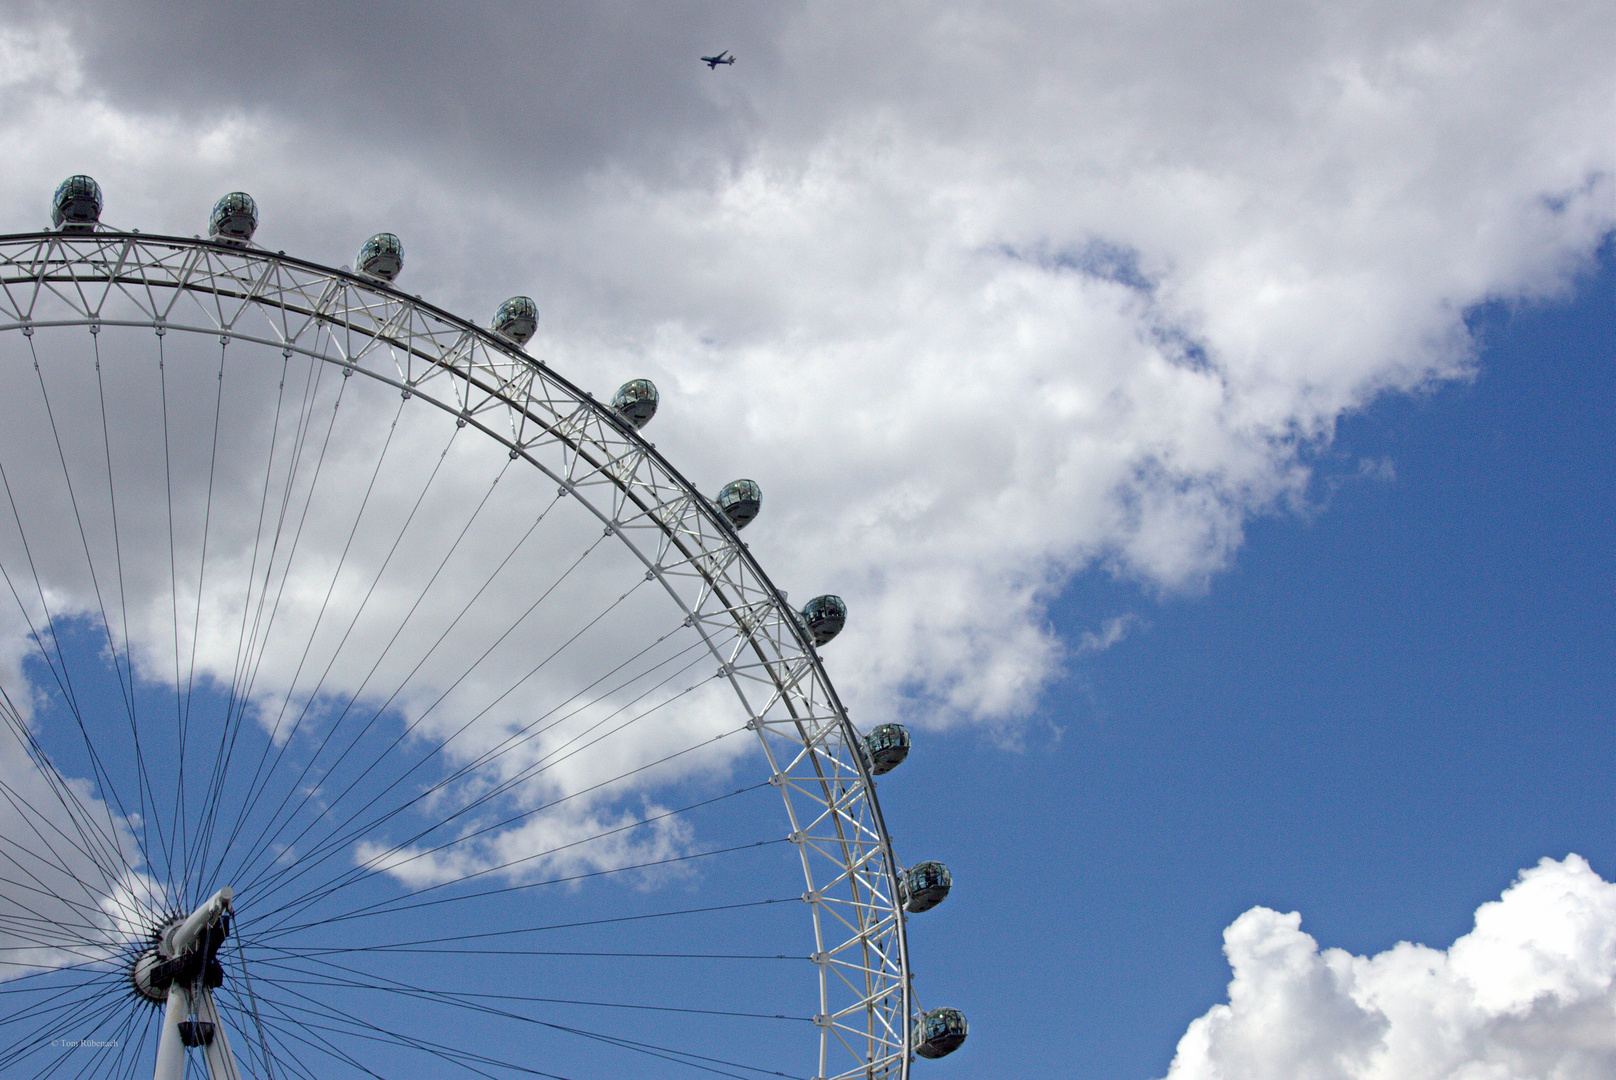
xmin=52 ymin=175 xmax=103 ymax=231
xmin=209 ymin=192 xmax=259 ymax=243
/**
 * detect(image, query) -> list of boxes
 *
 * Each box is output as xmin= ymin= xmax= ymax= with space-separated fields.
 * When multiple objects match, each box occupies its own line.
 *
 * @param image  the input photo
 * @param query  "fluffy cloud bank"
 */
xmin=0 ymin=4 xmax=1610 ymax=729
xmin=1163 ymin=856 xmax=1616 ymax=1080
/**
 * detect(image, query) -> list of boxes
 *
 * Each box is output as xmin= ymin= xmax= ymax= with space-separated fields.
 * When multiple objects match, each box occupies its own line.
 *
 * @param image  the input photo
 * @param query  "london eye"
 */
xmin=0 ymin=177 xmax=968 ymax=1079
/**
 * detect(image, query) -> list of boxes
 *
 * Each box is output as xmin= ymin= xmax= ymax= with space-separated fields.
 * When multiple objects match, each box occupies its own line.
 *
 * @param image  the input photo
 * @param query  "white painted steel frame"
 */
xmin=0 ymin=230 xmax=917 ymax=1080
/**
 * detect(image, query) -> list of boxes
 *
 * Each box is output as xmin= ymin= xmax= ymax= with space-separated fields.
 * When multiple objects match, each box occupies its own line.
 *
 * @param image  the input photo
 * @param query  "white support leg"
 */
xmin=195 ymin=987 xmax=244 ymax=1080
xmin=151 ymin=887 xmax=240 ymax=1080
xmin=154 ymin=983 xmax=191 ymax=1080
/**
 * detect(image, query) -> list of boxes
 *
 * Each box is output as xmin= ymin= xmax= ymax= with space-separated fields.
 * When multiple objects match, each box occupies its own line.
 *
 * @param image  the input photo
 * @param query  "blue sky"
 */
xmin=895 ymin=242 xmax=1613 ymax=1076
xmin=0 ymin=4 xmax=1612 ymax=1078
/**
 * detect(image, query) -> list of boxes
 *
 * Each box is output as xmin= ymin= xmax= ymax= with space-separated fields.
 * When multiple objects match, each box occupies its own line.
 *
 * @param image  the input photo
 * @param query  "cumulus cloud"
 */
xmin=0 ymin=1 xmax=1609 ymax=902
xmin=0 ymin=3 xmax=1609 ymax=727
xmin=1162 ymin=855 xmax=1616 ymax=1080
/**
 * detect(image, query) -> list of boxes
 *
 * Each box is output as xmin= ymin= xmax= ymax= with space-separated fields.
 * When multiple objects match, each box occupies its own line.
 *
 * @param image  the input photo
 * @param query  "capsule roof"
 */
xmin=801 ymin=594 xmax=846 ymax=646
xmin=357 ymin=232 xmax=404 ymax=281
xmin=492 ymin=296 xmax=538 ymax=346
xmin=611 ymin=379 xmax=659 ymax=428
xmin=900 ymin=860 xmax=952 ymax=913
xmin=52 ymin=175 xmax=102 ymax=231
xmin=914 ymin=1007 xmax=968 ymax=1059
xmin=209 ymin=192 xmax=259 ymax=243
xmin=716 ymin=479 xmax=761 ymax=530
xmin=862 ymin=723 xmax=910 ymax=775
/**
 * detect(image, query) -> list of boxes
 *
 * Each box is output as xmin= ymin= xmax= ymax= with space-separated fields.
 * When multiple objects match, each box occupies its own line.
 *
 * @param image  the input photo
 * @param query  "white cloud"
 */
xmin=1161 ymin=855 xmax=1616 ymax=1080
xmin=0 ymin=0 xmax=1608 ymax=898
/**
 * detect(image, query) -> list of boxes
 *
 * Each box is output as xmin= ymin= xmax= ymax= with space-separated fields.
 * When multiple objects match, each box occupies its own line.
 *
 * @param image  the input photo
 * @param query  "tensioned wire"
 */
xmin=0 ymin=316 xmax=840 ymax=1073
xmin=96 ymin=328 xmax=794 ymax=924
xmin=92 ymin=327 xmax=160 ymax=886
xmin=186 ymin=334 xmax=331 ymax=895
xmin=0 ymin=684 xmax=141 ymax=943
xmin=227 ymin=892 xmax=814 ymax=1080
xmin=165 ymin=330 xmax=673 ymax=908
xmin=196 ymin=336 xmax=361 ymax=883
xmin=234 ymin=609 xmax=706 ymax=911
xmin=237 ymin=609 xmax=727 ymax=921
xmin=7 ymin=328 xmax=171 ymax=926
xmin=242 ymin=654 xmax=733 ymax=929
xmin=219 ymin=967 xmax=813 ymax=1080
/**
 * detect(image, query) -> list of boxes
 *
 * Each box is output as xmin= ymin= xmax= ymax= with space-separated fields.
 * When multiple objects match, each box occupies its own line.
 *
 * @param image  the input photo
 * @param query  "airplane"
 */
xmin=701 ymin=50 xmax=735 ymax=69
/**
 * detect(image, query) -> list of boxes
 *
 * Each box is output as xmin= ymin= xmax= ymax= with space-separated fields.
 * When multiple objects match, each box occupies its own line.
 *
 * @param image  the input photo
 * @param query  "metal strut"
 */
xmin=152 ymin=887 xmax=244 ymax=1080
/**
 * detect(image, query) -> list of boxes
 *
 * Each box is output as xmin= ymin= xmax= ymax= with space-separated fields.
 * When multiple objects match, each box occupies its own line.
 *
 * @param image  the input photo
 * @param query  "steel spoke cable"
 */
xmin=90 ymin=1001 xmax=146 ymax=1080
xmin=252 ymin=891 xmax=794 ymax=951
xmin=223 ymin=341 xmax=340 ymax=756
xmin=0 ymin=848 xmax=126 ymax=946
xmin=0 ymin=691 xmax=139 ymax=921
xmin=177 ymin=334 xmax=232 ymax=889
xmin=251 ymin=954 xmax=811 ymax=1021
xmin=209 ymin=468 xmax=552 ymax=902
xmin=193 ymin=452 xmax=521 ymax=906
xmin=0 ymin=737 xmax=149 ymax=942
xmin=252 ymin=701 xmax=742 ymax=918
xmin=90 ymin=328 xmax=162 ymax=879
xmin=54 ymin=998 xmax=138 ymax=1080
xmin=235 ymin=983 xmax=585 ymax=1080
xmin=0 ymin=966 xmax=124 ymax=1032
xmin=231 ymin=987 xmax=457 ymax=1080
xmin=0 ymin=966 xmax=124 ymax=1046
xmin=205 ymin=356 xmax=352 ymax=868
xmin=269 ymin=780 xmax=768 ymax=931
xmin=232 ymin=525 xmax=616 ymax=901
xmin=13 ymin=336 xmax=165 ymax=899
xmin=243 ymin=614 xmax=702 ymax=909
xmin=157 ymin=328 xmax=192 ymax=900
xmin=239 ymin=580 xmax=691 ymax=910
xmin=245 ymin=657 xmax=722 ymax=927
xmin=234 ymin=921 xmax=280 ymax=1080
xmin=267 ymin=944 xmax=800 ymax=961
xmin=0 ymin=536 xmax=160 ymax=931
xmin=230 ymin=338 xmax=339 ymax=722
xmin=244 ymin=1005 xmax=376 ymax=1080
xmin=68 ymin=1004 xmax=144 ymax=1080
xmin=0 ymin=724 xmax=157 ymax=950
xmin=235 ymin=962 xmax=812 ymax=1079
xmin=263 ymin=835 xmax=789 ymax=938
xmin=187 ymin=345 xmax=304 ymax=888
xmin=223 ymin=390 xmax=413 ymax=868
xmin=214 ymin=347 xmax=313 ymax=793
xmin=226 ymin=438 xmax=593 ymax=892
xmin=0 ymin=626 xmax=132 ymax=894
xmin=0 ymin=964 xmax=130 ymax=1071
xmin=0 ymin=954 xmax=118 ymax=981
xmin=212 ymin=412 xmax=467 ymax=894
xmin=245 ymin=957 xmax=796 ymax=1080
xmin=191 ymin=346 xmax=328 ymax=897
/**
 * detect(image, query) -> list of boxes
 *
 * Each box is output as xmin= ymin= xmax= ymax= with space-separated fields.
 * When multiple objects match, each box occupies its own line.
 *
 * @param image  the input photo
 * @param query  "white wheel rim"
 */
xmin=0 ymin=230 xmax=916 ymax=1079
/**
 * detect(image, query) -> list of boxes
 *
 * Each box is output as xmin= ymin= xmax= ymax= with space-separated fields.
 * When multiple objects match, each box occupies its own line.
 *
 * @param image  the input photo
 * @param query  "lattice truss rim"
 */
xmin=0 ymin=230 xmax=918 ymax=1079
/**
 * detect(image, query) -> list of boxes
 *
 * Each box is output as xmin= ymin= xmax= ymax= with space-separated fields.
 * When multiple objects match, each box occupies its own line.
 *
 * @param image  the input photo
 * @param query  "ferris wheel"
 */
xmin=0 ymin=177 xmax=968 ymax=1080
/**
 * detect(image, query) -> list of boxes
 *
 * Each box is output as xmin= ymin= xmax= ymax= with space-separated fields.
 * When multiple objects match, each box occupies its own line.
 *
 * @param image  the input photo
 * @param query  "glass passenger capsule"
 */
xmin=913 ymin=1006 xmax=968 ymax=1059
xmin=52 ymin=175 xmax=103 ymax=231
xmin=716 ymin=479 xmax=761 ymax=530
xmin=862 ymin=723 xmax=910 ymax=775
xmin=611 ymin=379 xmax=659 ymax=428
xmin=899 ymin=860 xmax=952 ymax=913
xmin=492 ymin=296 xmax=538 ymax=345
xmin=356 ymin=232 xmax=404 ymax=281
xmin=801 ymin=594 xmax=845 ymax=646
xmin=208 ymin=192 xmax=259 ymax=243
